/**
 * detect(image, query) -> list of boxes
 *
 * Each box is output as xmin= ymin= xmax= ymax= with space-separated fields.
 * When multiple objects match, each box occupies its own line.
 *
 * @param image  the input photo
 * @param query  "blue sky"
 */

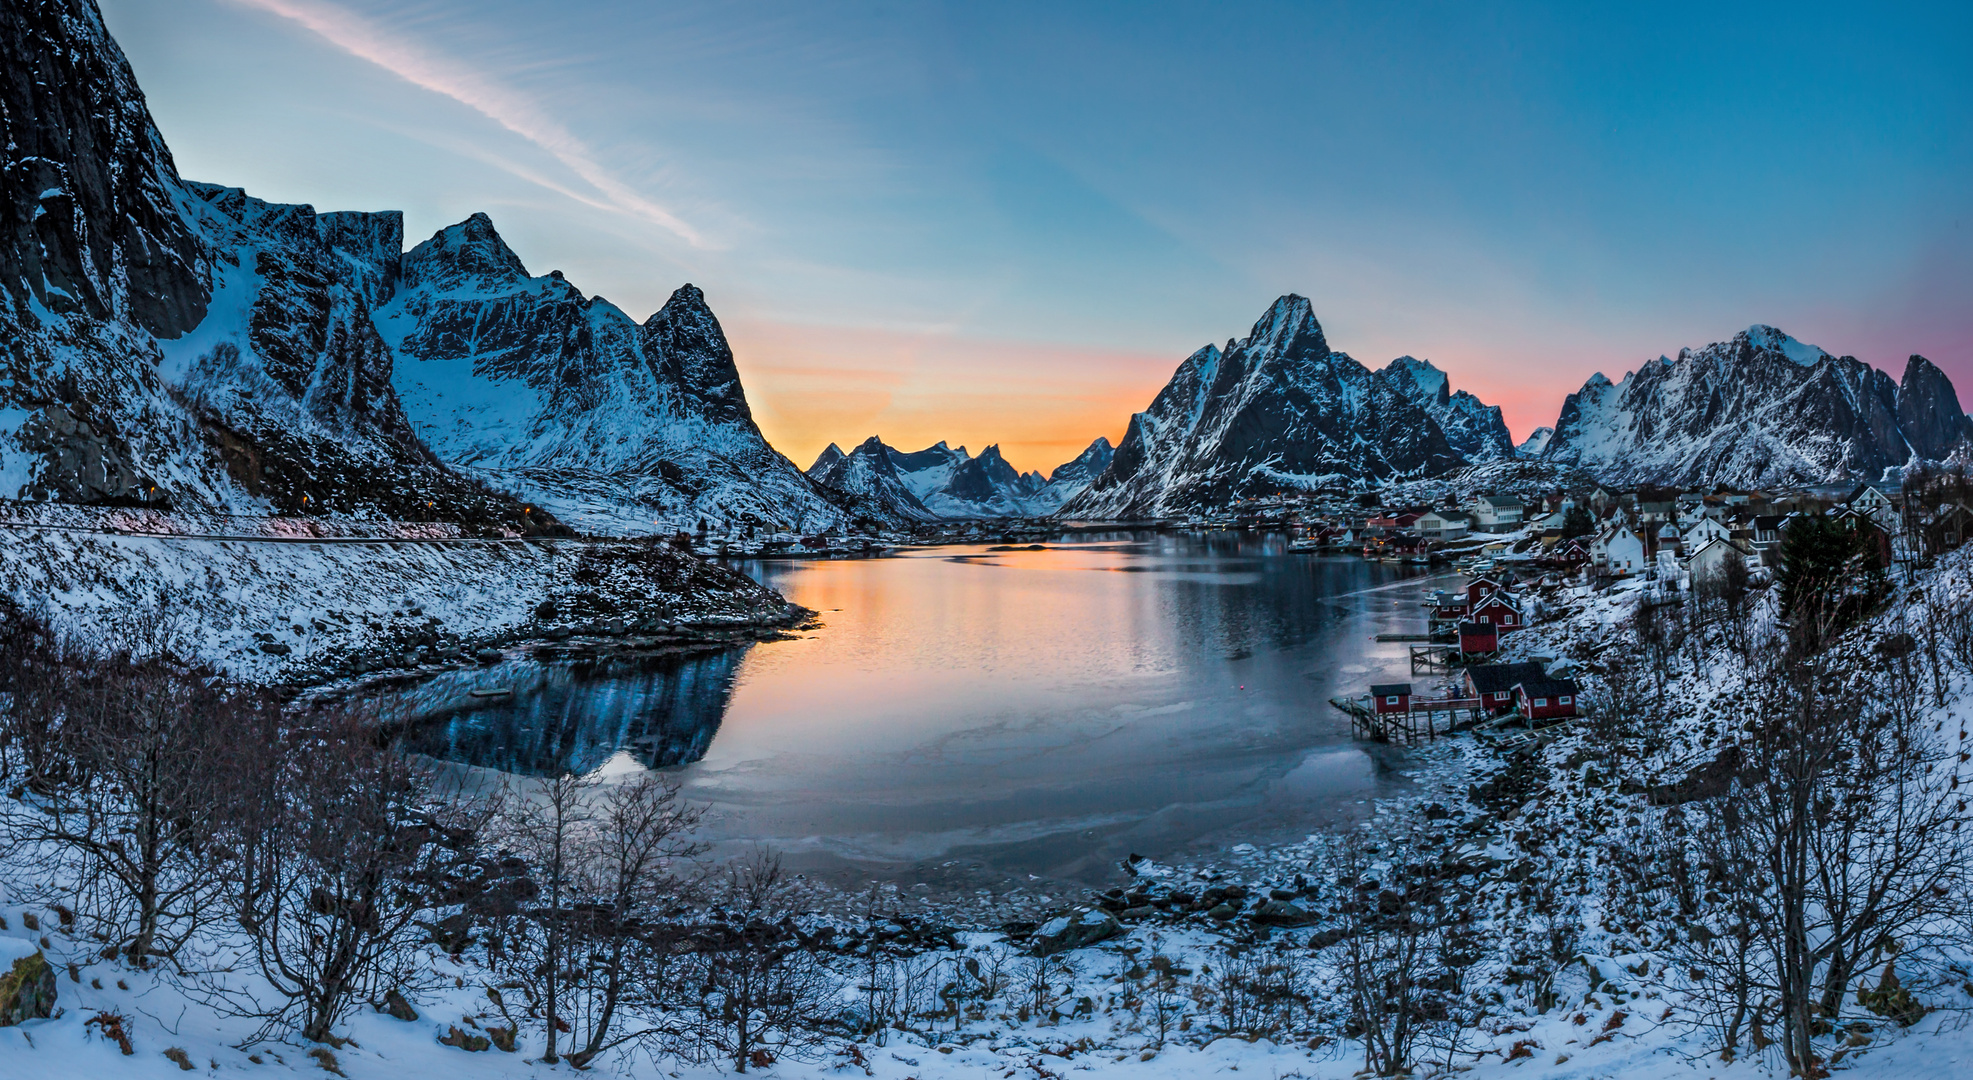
xmin=101 ymin=0 xmax=1971 ymax=470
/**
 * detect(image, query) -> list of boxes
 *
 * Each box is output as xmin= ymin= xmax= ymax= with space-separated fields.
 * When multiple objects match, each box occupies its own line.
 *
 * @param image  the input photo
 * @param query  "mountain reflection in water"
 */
xmin=384 ymin=532 xmax=1449 ymax=886
xmin=392 ymin=647 xmax=747 ymax=776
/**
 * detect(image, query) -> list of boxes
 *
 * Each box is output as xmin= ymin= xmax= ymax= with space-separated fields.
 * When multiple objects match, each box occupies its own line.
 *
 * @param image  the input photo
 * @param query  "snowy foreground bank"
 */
xmin=0 ymin=522 xmax=797 ymax=684
xmin=6 ymin=545 xmax=1973 ymax=1078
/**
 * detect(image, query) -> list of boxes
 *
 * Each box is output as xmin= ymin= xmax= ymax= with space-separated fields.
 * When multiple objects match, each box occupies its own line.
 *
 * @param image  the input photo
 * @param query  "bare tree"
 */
xmin=560 ymin=776 xmax=705 ymax=1068
xmin=1695 ymin=648 xmax=1970 ymax=1072
xmin=0 ymin=608 xmax=272 ymax=966
xmin=226 ymin=706 xmax=462 ymax=1043
xmin=494 ymin=771 xmax=594 ymax=1063
xmin=675 ymin=850 xmax=833 ymax=1073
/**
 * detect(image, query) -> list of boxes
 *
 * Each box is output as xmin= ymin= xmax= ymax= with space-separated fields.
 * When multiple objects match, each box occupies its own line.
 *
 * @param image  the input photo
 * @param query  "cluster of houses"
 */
xmin=1369 ymin=661 xmax=1581 ymax=726
xmin=1294 ymin=478 xmax=1969 ymax=586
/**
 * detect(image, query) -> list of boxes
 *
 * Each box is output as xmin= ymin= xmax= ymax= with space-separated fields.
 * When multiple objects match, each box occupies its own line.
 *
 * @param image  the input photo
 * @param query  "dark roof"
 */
xmin=1457 ymin=621 xmax=1497 ymax=635
xmin=1465 ymin=662 xmax=1545 ymax=696
xmin=1513 ymin=675 xmax=1580 ymax=699
xmin=1370 ymin=683 xmax=1413 ymax=697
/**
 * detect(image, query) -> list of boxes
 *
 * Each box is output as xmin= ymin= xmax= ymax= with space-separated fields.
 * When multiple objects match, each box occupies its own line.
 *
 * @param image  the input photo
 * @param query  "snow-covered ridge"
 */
xmin=1540 ymin=325 xmax=1973 ymax=487
xmin=807 ymin=436 xmax=1115 ymax=519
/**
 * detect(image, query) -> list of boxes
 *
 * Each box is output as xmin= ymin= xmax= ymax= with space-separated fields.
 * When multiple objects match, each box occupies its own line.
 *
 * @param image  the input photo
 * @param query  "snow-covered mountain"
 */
xmin=0 ymin=0 xmax=539 ymax=531
xmin=1539 ymin=325 xmax=1973 ymax=487
xmin=1030 ymin=437 xmax=1114 ymax=514
xmin=0 ymin=0 xmax=894 ymax=538
xmin=807 ymin=437 xmax=1110 ymax=519
xmin=1516 ymin=426 xmax=1555 ymax=459
xmin=1064 ymin=296 xmax=1476 ymax=518
xmin=804 ymin=436 xmax=938 ymax=523
xmin=1382 ymin=356 xmax=1515 ymax=461
xmin=374 ymin=213 xmax=859 ymax=534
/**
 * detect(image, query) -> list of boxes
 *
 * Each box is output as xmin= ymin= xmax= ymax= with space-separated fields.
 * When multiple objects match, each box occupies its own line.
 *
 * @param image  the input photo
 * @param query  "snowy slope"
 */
xmin=1541 ymin=326 xmax=1973 ymax=486
xmin=1516 ymin=425 xmax=1555 ymax=458
xmin=1063 ymin=296 xmax=1471 ymax=518
xmin=1028 ymin=436 xmax=1115 ymax=514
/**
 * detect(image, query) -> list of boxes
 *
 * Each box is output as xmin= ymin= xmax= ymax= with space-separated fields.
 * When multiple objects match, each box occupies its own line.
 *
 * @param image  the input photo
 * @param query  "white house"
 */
xmin=1847 ymin=484 xmax=1900 ymax=534
xmin=1687 ymin=536 xmax=1757 ymax=588
xmin=1590 ymin=523 xmax=1646 ymax=577
xmin=1682 ymin=516 xmax=1732 ymax=549
xmin=1470 ymin=494 xmax=1525 ymax=533
xmin=1416 ymin=510 xmax=1472 ymax=540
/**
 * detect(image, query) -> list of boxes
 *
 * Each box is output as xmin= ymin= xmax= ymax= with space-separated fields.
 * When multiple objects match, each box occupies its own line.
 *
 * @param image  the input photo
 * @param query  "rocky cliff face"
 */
xmin=0 ymin=0 xmax=539 ymax=529
xmin=1540 ymin=326 xmax=1969 ymax=487
xmin=376 ymin=215 xmax=857 ymax=534
xmin=0 ymin=0 xmax=208 ymax=336
xmin=1063 ymin=296 xmax=1466 ymax=518
xmin=1383 ymin=356 xmax=1515 ymax=461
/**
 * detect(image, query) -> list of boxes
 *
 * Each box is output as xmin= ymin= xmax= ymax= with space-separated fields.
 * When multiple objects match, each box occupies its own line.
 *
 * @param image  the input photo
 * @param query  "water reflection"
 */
xmin=385 ymin=531 xmax=1448 ymax=884
xmin=391 ymin=647 xmax=746 ymax=776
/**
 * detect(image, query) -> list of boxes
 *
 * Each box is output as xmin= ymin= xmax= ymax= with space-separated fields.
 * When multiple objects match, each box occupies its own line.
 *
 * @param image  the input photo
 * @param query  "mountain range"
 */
xmin=1538 ymin=326 xmax=1973 ymax=488
xmin=0 ymin=0 xmax=893 ymax=536
xmin=5 ymin=0 xmax=1967 ymax=533
xmin=806 ymin=437 xmax=1114 ymax=519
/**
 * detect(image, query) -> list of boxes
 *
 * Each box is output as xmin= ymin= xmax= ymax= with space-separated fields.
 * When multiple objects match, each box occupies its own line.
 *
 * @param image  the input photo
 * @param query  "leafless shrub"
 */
xmin=669 ymin=850 xmax=835 ymax=1073
xmin=223 ymin=705 xmax=464 ymax=1043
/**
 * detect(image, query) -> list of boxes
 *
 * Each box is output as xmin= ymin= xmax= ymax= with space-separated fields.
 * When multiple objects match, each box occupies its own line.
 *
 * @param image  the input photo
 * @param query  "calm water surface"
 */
xmin=400 ymin=532 xmax=1449 ymax=887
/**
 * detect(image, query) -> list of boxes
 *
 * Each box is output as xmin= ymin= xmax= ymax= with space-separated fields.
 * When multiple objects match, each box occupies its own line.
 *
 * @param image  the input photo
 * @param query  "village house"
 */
xmin=1465 ymin=661 xmax=1547 ymax=715
xmin=1589 ymin=522 xmax=1646 ymax=577
xmin=1371 ymin=683 xmax=1413 ymax=715
xmin=1457 ymin=620 xmax=1499 ymax=656
xmin=1687 ymin=534 xmax=1757 ymax=588
xmin=1846 ymin=483 xmax=1901 ymax=534
xmin=1415 ymin=509 xmax=1472 ymax=540
xmin=1469 ymin=590 xmax=1528 ymax=631
xmin=1922 ymin=503 xmax=1973 ymax=554
xmin=1751 ymin=514 xmax=1788 ymax=551
xmin=1464 ymin=575 xmax=1506 ymax=607
xmin=1469 ymin=494 xmax=1525 ymax=533
xmin=1513 ymin=675 xmax=1581 ymax=721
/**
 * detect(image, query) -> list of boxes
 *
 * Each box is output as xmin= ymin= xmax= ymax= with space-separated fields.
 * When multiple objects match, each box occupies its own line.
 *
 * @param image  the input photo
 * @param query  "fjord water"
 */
xmin=403 ymin=533 xmax=1445 ymax=886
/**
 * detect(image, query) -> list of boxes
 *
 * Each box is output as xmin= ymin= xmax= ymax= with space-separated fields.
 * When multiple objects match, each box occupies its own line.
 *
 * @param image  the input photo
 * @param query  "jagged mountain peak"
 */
xmin=1242 ymin=293 xmax=1330 ymax=361
xmin=1743 ymin=324 xmax=1831 ymax=367
xmin=807 ymin=443 xmax=846 ymax=476
xmin=402 ymin=212 xmax=531 ymax=293
xmin=1384 ymin=356 xmax=1450 ymax=406
xmin=1542 ymin=325 xmax=1969 ymax=487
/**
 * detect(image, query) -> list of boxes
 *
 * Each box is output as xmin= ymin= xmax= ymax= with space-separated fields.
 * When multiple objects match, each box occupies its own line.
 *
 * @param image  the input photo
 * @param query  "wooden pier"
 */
xmin=1331 ymin=694 xmax=1488 ymax=744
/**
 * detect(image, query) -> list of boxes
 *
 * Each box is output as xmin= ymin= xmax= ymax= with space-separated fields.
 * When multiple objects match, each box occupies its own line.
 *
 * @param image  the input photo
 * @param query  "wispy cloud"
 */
xmin=230 ymin=0 xmax=706 ymax=247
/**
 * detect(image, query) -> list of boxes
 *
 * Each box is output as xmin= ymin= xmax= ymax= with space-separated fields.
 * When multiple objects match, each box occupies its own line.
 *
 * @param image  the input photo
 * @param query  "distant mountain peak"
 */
xmin=1541 ymin=327 xmax=1971 ymax=486
xmin=1744 ymin=324 xmax=1830 ymax=367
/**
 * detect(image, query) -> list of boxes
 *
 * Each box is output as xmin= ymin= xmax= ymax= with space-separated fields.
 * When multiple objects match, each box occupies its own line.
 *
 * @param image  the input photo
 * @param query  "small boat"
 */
xmin=468 ymin=687 xmax=513 ymax=699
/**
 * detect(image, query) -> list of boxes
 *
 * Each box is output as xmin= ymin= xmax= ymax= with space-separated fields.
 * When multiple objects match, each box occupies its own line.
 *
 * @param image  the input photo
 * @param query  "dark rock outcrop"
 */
xmin=0 ymin=0 xmax=209 ymax=335
xmin=1896 ymin=354 xmax=1973 ymax=462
